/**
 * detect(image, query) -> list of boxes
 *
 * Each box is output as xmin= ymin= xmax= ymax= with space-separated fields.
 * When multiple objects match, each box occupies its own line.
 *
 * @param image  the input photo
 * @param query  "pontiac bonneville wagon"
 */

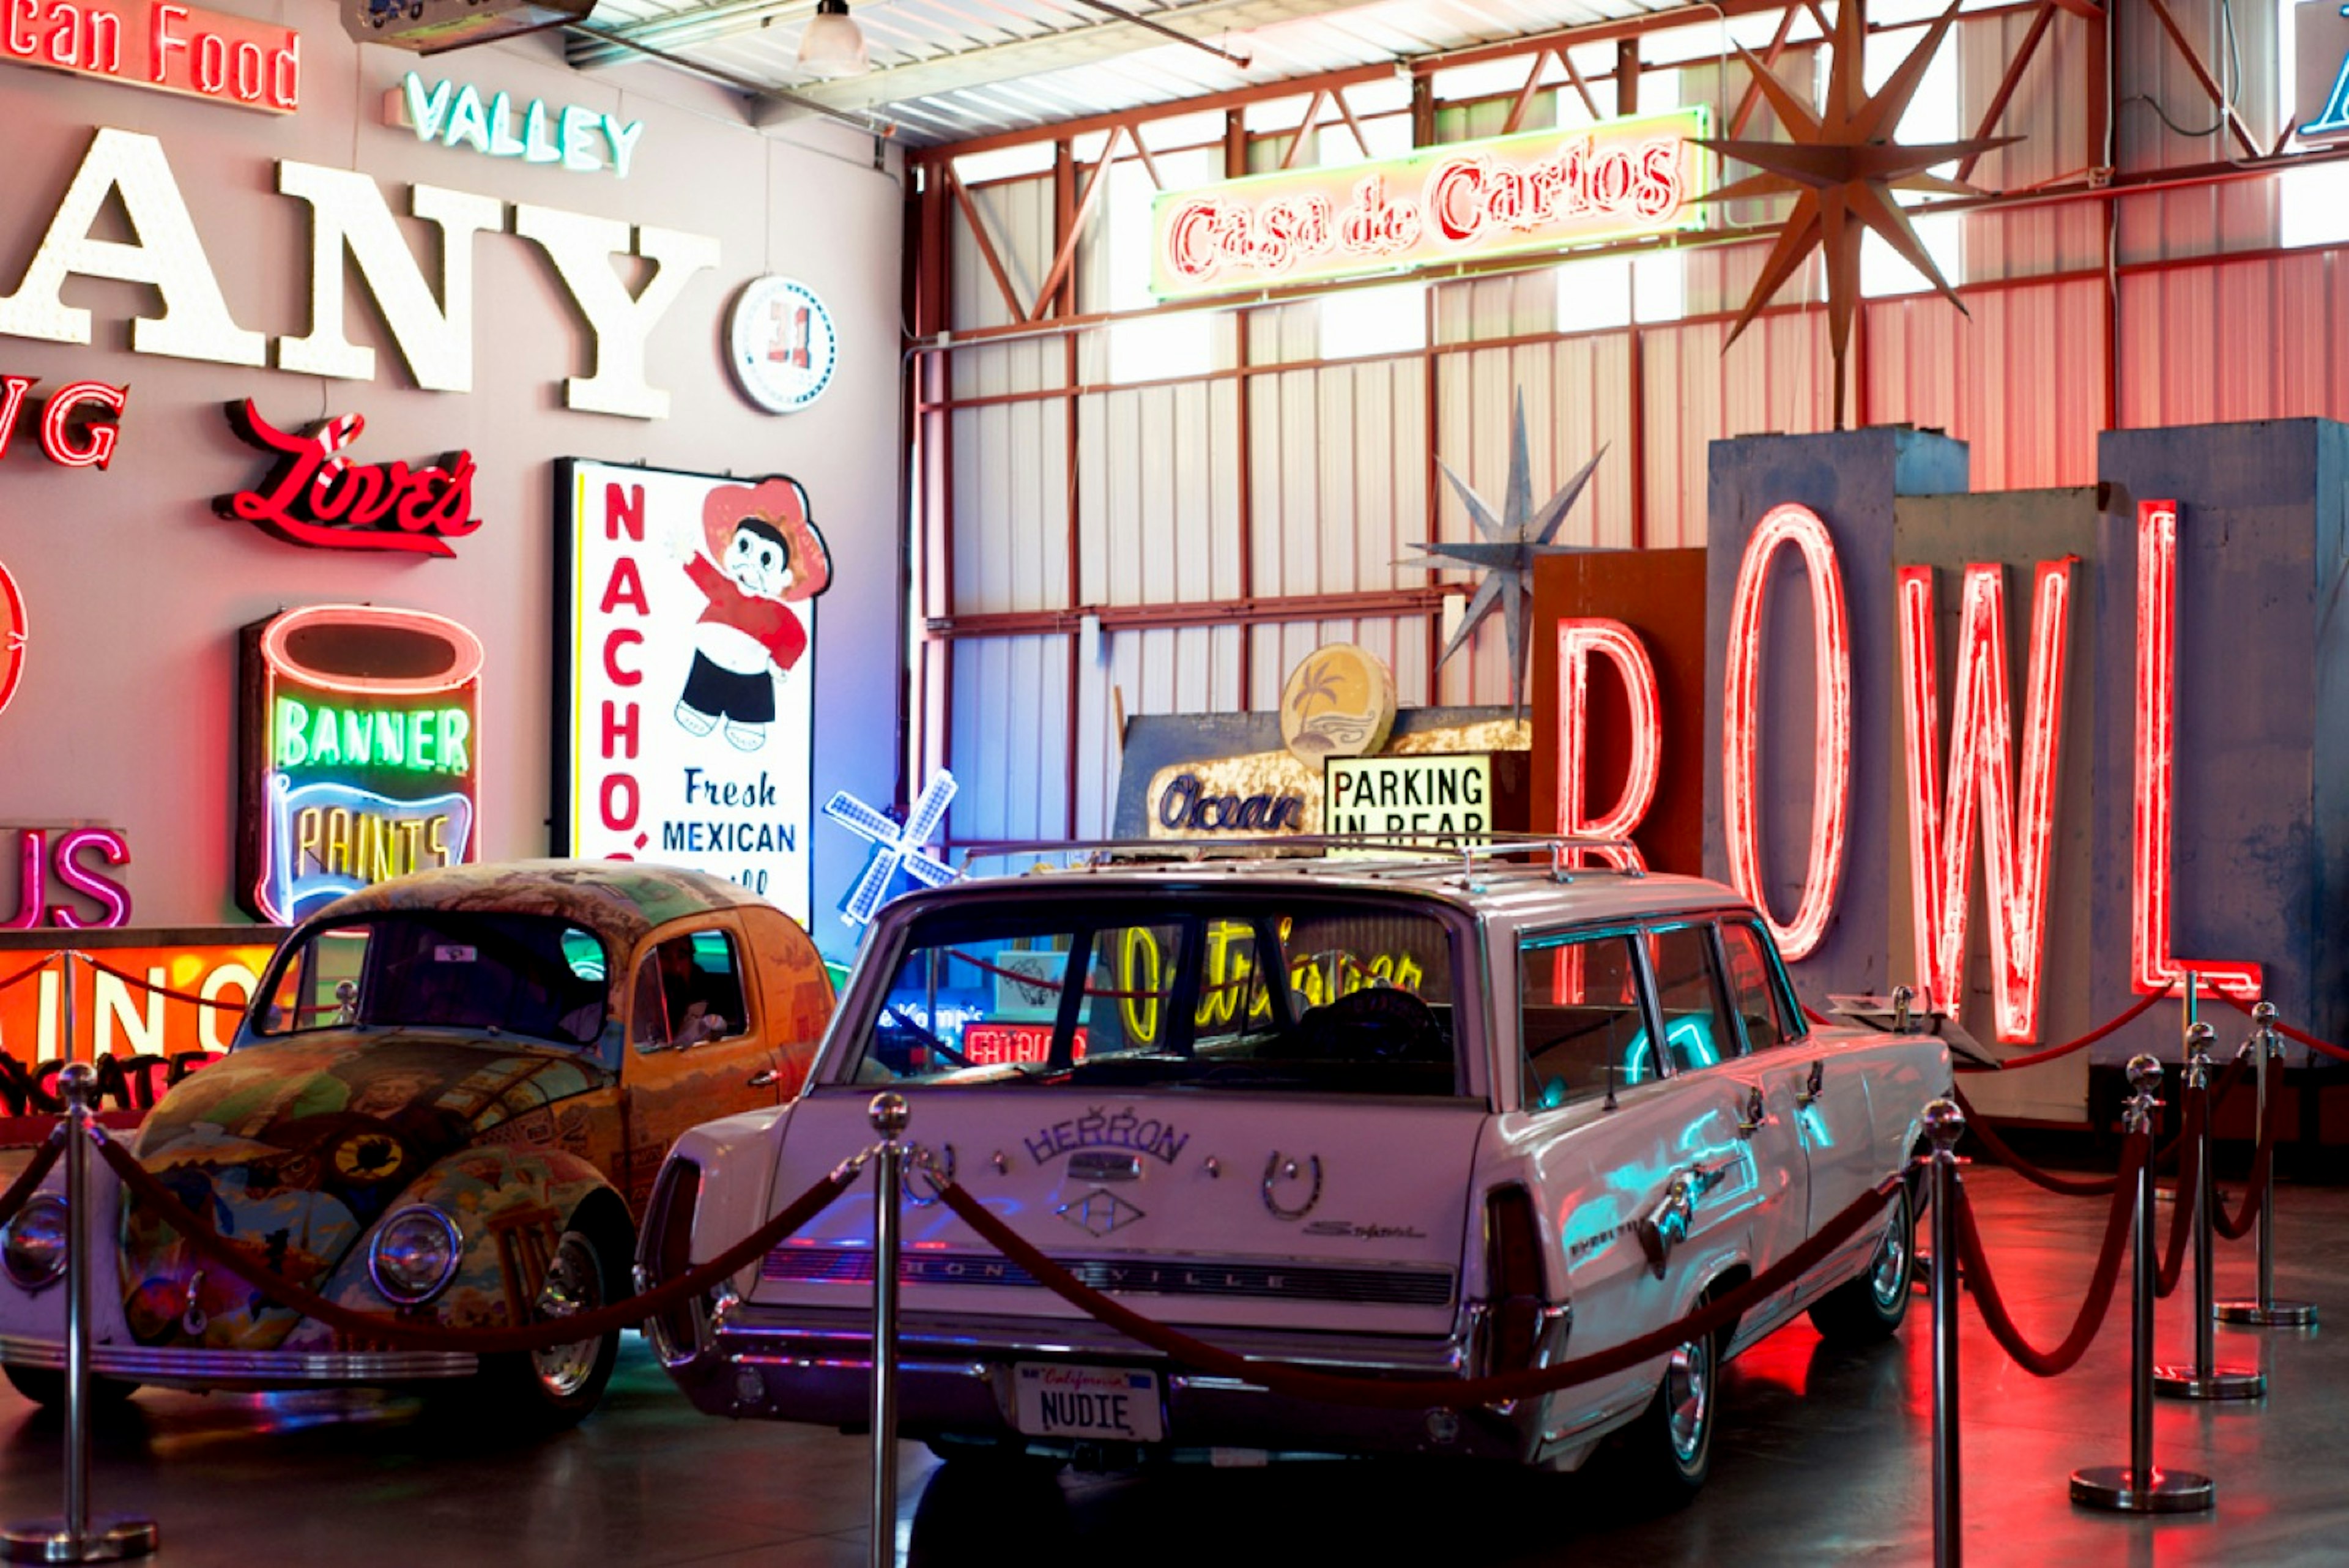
xmin=639 ymin=844 xmax=1947 ymax=1493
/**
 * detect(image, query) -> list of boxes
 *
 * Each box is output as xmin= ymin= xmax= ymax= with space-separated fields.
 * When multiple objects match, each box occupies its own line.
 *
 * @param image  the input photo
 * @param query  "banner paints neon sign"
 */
xmin=238 ymin=604 xmax=483 ymax=923
xmin=1150 ymin=107 xmax=1708 ymax=300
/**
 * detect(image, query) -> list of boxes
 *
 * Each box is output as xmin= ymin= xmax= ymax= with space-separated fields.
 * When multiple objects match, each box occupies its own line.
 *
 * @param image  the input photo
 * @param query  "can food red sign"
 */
xmin=237 ymin=604 xmax=483 ymax=923
xmin=1 ymin=0 xmax=301 ymax=113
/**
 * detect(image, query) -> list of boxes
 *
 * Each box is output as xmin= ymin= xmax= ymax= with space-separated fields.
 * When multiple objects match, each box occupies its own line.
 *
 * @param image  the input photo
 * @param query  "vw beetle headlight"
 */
xmin=368 ymin=1206 xmax=462 ymax=1305
xmin=2 ymin=1194 xmax=67 ymax=1291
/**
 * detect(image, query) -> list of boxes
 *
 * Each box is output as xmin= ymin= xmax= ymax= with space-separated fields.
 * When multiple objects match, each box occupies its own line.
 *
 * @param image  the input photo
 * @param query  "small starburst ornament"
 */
xmin=1401 ymin=388 xmax=1603 ymax=709
xmin=1698 ymin=0 xmax=2017 ymax=427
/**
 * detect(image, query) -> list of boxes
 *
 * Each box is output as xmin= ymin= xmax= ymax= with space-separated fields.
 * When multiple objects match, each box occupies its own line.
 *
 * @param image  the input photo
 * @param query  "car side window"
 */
xmin=1517 ymin=932 xmax=1655 ymax=1110
xmin=1718 ymin=921 xmax=1791 ymax=1052
xmin=1647 ymin=923 xmax=1738 ymax=1071
xmin=632 ymin=929 xmax=750 ymax=1051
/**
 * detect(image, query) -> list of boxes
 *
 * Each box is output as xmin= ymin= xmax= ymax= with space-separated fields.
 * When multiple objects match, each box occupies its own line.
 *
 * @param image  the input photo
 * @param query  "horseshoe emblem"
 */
xmin=1261 ymin=1152 xmax=1323 ymax=1221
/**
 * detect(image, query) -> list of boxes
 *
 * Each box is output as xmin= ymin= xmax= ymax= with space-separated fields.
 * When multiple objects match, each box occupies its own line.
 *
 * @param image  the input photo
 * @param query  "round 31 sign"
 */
xmin=0 ymin=560 xmax=24 ymax=719
xmin=727 ymin=277 xmax=838 ymax=414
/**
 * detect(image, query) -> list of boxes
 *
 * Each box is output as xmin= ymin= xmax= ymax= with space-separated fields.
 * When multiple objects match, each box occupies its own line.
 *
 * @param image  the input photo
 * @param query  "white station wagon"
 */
xmin=639 ymin=845 xmax=1948 ymax=1494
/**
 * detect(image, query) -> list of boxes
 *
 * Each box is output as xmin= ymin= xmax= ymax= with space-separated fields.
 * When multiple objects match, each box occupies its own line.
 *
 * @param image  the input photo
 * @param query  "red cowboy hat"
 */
xmin=700 ymin=477 xmax=831 ymax=602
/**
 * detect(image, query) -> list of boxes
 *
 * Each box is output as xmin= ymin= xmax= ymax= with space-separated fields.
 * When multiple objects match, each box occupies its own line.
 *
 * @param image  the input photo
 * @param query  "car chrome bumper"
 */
xmin=679 ymin=1302 xmax=1547 ymax=1463
xmin=0 ymin=1334 xmax=477 ymax=1389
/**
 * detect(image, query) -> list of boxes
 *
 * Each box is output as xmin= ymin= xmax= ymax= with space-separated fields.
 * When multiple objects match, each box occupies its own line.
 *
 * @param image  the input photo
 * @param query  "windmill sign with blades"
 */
xmin=824 ymin=771 xmax=959 ymax=927
xmin=1697 ymin=0 xmax=2016 ymax=428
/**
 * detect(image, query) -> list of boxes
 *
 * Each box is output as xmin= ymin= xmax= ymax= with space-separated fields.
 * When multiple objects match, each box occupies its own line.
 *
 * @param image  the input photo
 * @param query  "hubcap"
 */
xmin=530 ymin=1235 xmax=604 ymax=1400
xmin=1869 ymin=1194 xmax=1910 ymax=1308
xmin=1664 ymin=1336 xmax=1710 ymax=1464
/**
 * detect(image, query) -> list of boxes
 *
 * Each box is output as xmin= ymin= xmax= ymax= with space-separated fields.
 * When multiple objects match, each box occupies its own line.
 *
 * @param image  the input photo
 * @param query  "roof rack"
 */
xmin=952 ymin=832 xmax=1646 ymax=888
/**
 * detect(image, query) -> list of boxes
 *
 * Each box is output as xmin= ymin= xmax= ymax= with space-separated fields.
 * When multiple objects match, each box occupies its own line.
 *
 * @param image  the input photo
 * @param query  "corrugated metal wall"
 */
xmin=918 ymin=3 xmax=2349 ymax=845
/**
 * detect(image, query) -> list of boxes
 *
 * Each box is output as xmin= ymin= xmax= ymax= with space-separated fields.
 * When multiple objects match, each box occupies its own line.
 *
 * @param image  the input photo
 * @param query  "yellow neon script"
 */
xmin=1116 ymin=921 xmax=1425 ymax=1044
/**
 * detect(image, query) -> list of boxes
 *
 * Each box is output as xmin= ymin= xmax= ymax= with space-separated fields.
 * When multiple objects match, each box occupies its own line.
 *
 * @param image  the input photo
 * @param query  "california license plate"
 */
xmin=1011 ymin=1364 xmax=1163 ymax=1442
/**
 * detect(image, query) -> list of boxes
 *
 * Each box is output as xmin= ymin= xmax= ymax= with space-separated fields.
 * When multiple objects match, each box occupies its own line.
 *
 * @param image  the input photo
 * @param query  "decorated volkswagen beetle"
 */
xmin=640 ymin=842 xmax=1948 ymax=1492
xmin=0 ymin=860 xmax=833 ymax=1428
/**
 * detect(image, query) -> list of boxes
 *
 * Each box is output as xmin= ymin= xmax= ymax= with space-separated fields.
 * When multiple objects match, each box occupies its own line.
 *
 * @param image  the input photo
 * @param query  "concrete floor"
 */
xmin=3 ymin=1166 xmax=2346 ymax=1567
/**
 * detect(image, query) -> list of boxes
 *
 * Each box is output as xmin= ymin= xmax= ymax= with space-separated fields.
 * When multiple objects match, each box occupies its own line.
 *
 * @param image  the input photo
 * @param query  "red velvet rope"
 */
xmin=1954 ymin=981 xmax=2177 ymax=1074
xmin=0 ymin=1129 xmax=63 ymax=1231
xmin=1953 ymin=1134 xmax=2146 ymax=1378
xmin=95 ymin=1134 xmax=853 ymax=1354
xmin=1947 ymin=1058 xmax=2240 ymax=1200
xmin=0 ymin=959 xmax=55 ymax=997
xmin=932 ymin=1169 xmax=1903 ymax=1410
xmin=2220 ymin=994 xmax=2349 ymax=1065
xmin=2154 ymin=1090 xmax=2201 ymax=1299
xmin=78 ymin=954 xmax=249 ymax=1012
xmin=2212 ymin=1056 xmax=2285 ymax=1243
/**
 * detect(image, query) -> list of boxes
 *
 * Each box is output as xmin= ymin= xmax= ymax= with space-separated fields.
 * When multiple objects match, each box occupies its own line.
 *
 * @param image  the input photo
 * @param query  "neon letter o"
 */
xmin=1721 ymin=502 xmax=1851 ymax=960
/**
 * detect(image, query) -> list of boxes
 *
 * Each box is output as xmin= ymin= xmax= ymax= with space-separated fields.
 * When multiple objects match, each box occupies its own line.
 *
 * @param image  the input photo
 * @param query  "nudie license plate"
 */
xmin=1012 ymin=1364 xmax=1163 ymax=1442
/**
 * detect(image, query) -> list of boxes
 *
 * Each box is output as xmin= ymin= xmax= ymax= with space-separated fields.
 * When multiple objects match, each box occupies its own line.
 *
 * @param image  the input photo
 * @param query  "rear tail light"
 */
xmin=640 ymin=1156 xmax=705 ymax=1365
xmin=1482 ymin=1185 xmax=1546 ymax=1375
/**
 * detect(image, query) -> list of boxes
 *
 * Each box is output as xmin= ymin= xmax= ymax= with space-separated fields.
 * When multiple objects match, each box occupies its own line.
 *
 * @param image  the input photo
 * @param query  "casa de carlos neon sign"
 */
xmin=1556 ymin=499 xmax=2252 ymax=1044
xmin=2 ymin=0 xmax=299 ymax=113
xmin=1151 ymin=106 xmax=1708 ymax=301
xmin=238 ymin=604 xmax=483 ymax=924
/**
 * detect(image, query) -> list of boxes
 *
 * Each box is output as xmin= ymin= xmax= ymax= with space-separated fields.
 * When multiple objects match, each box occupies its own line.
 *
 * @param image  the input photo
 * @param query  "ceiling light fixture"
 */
xmin=797 ymin=0 xmax=869 ymax=80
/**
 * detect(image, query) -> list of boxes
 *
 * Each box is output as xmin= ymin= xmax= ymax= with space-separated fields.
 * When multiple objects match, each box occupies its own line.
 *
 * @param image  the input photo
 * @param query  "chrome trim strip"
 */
xmin=0 ymin=1334 xmax=477 ymax=1384
xmin=715 ymin=1303 xmax=1469 ymax=1377
xmin=760 ymin=1247 xmax=1455 ymax=1306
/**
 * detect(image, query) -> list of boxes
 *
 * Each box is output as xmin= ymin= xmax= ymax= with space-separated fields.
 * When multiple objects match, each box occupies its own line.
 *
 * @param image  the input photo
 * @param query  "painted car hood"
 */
xmin=119 ymin=1031 xmax=610 ymax=1346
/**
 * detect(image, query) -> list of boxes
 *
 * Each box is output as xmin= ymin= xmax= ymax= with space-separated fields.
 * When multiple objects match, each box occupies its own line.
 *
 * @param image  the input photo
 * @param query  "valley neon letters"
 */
xmin=393 ymin=73 xmax=644 ymax=177
xmin=0 ymin=126 xmax=718 ymax=418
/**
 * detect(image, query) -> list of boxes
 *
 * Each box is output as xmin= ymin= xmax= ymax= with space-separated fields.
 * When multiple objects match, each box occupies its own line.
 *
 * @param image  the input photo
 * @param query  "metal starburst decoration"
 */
xmin=1697 ymin=0 xmax=2016 ymax=427
xmin=1401 ymin=388 xmax=1603 ymax=710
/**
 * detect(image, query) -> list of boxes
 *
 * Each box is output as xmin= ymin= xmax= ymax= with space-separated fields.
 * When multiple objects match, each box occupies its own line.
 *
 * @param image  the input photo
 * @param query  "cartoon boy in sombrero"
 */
xmin=667 ymin=477 xmax=831 ymax=752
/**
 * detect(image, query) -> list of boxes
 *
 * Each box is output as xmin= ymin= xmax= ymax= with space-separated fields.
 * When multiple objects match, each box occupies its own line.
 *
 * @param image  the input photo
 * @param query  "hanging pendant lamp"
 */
xmin=797 ymin=0 xmax=869 ymax=79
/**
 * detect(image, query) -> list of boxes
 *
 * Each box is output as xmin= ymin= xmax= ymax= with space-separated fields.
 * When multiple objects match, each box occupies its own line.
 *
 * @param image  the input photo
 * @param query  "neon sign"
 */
xmin=2131 ymin=501 xmax=2261 ymax=1000
xmin=0 ymin=559 xmax=23 ymax=721
xmin=1554 ymin=619 xmax=1661 ymax=870
xmin=1150 ymin=106 xmax=1709 ymax=301
xmin=1 ymin=828 xmax=131 ymax=929
xmin=1114 ymin=921 xmax=1425 ymax=1046
xmin=1896 ymin=560 xmax=2076 ymax=1041
xmin=1 ymin=0 xmax=299 ymax=113
xmin=2295 ymin=2 xmax=2349 ymax=140
xmin=0 ymin=376 xmax=127 ymax=468
xmin=0 ymin=938 xmax=273 ymax=1091
xmin=390 ymin=73 xmax=645 ymax=177
xmin=215 ymin=401 xmax=478 ymax=555
xmin=239 ymin=604 xmax=483 ymax=923
xmin=1721 ymin=503 xmax=1852 ymax=962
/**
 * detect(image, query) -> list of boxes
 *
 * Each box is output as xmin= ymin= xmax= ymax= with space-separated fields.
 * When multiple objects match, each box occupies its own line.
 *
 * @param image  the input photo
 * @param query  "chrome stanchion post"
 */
xmin=2156 ymin=1025 xmax=2263 ymax=1399
xmin=1924 ymin=1098 xmax=1965 ymax=1568
xmin=867 ymin=1091 xmax=908 ymax=1568
xmin=2214 ymin=1001 xmax=2317 ymax=1328
xmin=3 ymin=953 xmax=160 ymax=1564
xmin=2073 ymin=1056 xmax=2213 ymax=1514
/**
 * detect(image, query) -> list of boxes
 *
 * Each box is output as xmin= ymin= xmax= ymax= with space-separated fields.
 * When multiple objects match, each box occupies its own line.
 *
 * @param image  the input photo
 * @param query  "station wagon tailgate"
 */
xmin=757 ymin=1089 xmax=1485 ymax=1337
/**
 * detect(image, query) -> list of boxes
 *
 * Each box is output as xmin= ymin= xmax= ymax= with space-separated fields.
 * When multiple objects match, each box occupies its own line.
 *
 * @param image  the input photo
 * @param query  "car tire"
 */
xmin=1615 ymin=1308 xmax=1718 ymax=1508
xmin=470 ymin=1227 xmax=623 ymax=1433
xmin=4 ymin=1364 xmax=140 ymax=1409
xmin=1807 ymin=1183 xmax=1915 ymax=1344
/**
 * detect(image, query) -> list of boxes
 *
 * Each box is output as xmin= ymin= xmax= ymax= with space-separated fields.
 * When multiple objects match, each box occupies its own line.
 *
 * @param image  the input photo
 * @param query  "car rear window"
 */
xmin=848 ymin=895 xmax=1465 ymax=1098
xmin=256 ymin=911 xmax=611 ymax=1053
